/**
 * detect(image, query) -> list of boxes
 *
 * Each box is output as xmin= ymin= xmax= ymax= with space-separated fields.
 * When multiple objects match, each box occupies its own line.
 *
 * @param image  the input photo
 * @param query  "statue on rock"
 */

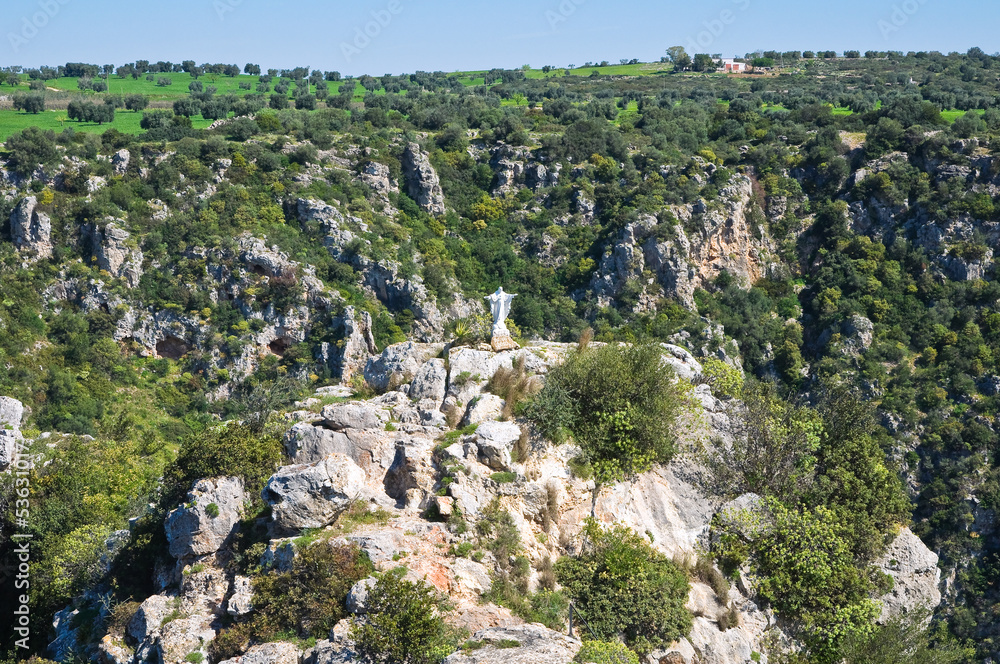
xmin=485 ymin=287 xmax=519 ymax=352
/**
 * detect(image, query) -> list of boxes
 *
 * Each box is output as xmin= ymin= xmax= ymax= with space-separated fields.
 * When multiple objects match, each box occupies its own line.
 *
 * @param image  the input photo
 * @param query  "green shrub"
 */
xmin=163 ymin=422 xmax=282 ymax=506
xmin=205 ymin=502 xmax=220 ymax=518
xmin=490 ymin=472 xmax=517 ymax=484
xmin=556 ymin=520 xmax=691 ymax=655
xmin=575 ymin=640 xmax=640 ymax=664
xmin=252 ymin=540 xmax=373 ymax=639
xmin=525 ymin=344 xmax=685 ymax=482
xmin=351 ymin=569 xmax=460 ymax=664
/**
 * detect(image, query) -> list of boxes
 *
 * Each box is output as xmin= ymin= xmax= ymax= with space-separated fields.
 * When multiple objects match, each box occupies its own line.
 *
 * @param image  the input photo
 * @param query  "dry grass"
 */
xmin=537 ymin=556 xmax=556 ymax=591
xmin=488 ymin=355 xmax=541 ymax=420
xmin=577 ymin=327 xmax=594 ymax=351
xmin=443 ymin=402 xmax=464 ymax=429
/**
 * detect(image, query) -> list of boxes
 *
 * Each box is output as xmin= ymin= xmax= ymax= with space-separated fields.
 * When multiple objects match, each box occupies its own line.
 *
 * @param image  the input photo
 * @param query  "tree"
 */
xmin=173 ymin=98 xmax=201 ymax=117
xmin=692 ymin=53 xmax=716 ymax=72
xmin=269 ymin=93 xmax=289 ymax=110
xmin=666 ymin=46 xmax=691 ymax=70
xmin=707 ymin=378 xmax=822 ymax=500
xmin=244 ymin=63 xmax=260 ymax=76
xmin=13 ymin=93 xmax=45 ymax=114
xmin=525 ymin=343 xmax=685 ymax=482
xmin=556 ymin=520 xmax=691 ymax=655
xmin=124 ymin=94 xmax=148 ymax=111
xmin=351 ymin=570 xmax=458 ymax=664
xmin=140 ymin=109 xmax=173 ymax=130
xmin=5 ymin=126 xmax=59 ymax=175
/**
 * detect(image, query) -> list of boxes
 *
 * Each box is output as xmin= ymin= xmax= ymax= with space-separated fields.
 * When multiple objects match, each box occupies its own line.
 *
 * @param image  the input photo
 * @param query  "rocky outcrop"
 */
xmin=263 ymin=453 xmax=367 ymax=532
xmin=0 ymin=396 xmax=25 ymax=471
xmin=364 ymin=341 xmax=444 ymax=393
xmin=219 ymin=641 xmax=302 ymax=664
xmin=443 ymin=624 xmax=580 ymax=664
xmin=409 ymin=357 xmax=448 ymax=402
xmin=90 ymin=222 xmax=144 ymax=287
xmin=165 ymin=476 xmax=247 ymax=559
xmin=402 ymin=142 xmax=446 ymax=215
xmin=591 ymin=174 xmax=770 ymax=310
xmin=875 ymin=527 xmax=942 ymax=623
xmin=360 ymin=161 xmax=398 ymax=195
xmin=10 ymin=195 xmax=52 ymax=260
xmin=111 ymin=148 xmax=130 ymax=175
xmin=336 ymin=305 xmax=378 ymax=382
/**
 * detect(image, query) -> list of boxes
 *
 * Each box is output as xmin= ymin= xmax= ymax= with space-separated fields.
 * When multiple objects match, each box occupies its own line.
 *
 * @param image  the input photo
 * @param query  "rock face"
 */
xmin=364 ymin=341 xmax=443 ymax=393
xmin=219 ymin=641 xmax=301 ymax=664
xmin=92 ymin=222 xmax=144 ymax=287
xmin=111 ymin=148 xmax=130 ymax=175
xmin=263 ymin=453 xmax=367 ymax=532
xmin=443 ymin=624 xmax=581 ymax=664
xmin=876 ymin=527 xmax=942 ymax=623
xmin=402 ymin=142 xmax=446 ymax=215
xmin=409 ymin=358 xmax=448 ymax=402
xmin=11 ymin=196 xmax=52 ymax=260
xmin=338 ymin=306 xmax=377 ymax=382
xmin=165 ymin=476 xmax=247 ymax=559
xmin=591 ymin=174 xmax=770 ymax=310
xmin=2 ymin=397 xmax=26 ymax=471
xmin=360 ymin=160 xmax=398 ymax=195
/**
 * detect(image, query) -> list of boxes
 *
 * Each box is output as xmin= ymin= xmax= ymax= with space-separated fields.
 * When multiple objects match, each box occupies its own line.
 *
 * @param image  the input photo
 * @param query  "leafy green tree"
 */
xmin=556 ymin=520 xmax=691 ymax=655
xmin=351 ymin=570 xmax=459 ymax=664
xmin=5 ymin=126 xmax=59 ymax=175
xmin=753 ymin=500 xmax=881 ymax=663
xmin=12 ymin=93 xmax=44 ymax=114
xmin=527 ymin=343 xmax=685 ymax=482
xmin=575 ymin=641 xmax=639 ymax=664
xmin=666 ymin=46 xmax=691 ymax=70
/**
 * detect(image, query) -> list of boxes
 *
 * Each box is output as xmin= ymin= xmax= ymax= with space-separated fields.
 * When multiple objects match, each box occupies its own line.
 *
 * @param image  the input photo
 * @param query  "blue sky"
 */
xmin=1 ymin=0 xmax=996 ymax=76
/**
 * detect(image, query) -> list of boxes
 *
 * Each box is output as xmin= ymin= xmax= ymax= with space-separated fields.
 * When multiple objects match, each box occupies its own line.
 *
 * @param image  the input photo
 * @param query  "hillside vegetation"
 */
xmin=1 ymin=48 xmax=1000 ymax=663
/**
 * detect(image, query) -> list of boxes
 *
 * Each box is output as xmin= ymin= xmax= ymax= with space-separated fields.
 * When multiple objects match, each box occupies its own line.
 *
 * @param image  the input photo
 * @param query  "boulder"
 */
xmin=876 ymin=527 xmax=942 ymax=623
xmin=284 ymin=423 xmax=352 ymax=463
xmin=0 ymin=430 xmax=20 ymax=471
xmin=111 ymin=148 xmax=130 ymax=175
xmin=346 ymin=576 xmax=377 ymax=614
xmin=360 ymin=161 xmax=397 ymax=195
xmin=365 ymin=341 xmax=442 ymax=393
xmin=322 ymin=402 xmax=389 ymax=431
xmin=402 ymin=142 xmax=446 ymax=215
xmin=303 ymin=639 xmax=358 ymax=664
xmin=165 ymin=476 xmax=246 ymax=559
xmin=10 ymin=196 xmax=52 ymax=260
xmin=338 ymin=306 xmax=377 ymax=382
xmin=219 ymin=641 xmax=301 ymax=664
xmin=98 ymin=634 xmax=133 ymax=664
xmin=156 ymin=615 xmax=216 ymax=664
xmin=126 ymin=594 xmax=174 ymax=645
xmin=410 ymin=358 xmax=448 ymax=402
xmin=475 ymin=421 xmax=521 ymax=471
xmin=443 ymin=624 xmax=580 ymax=664
xmin=263 ymin=454 xmax=367 ymax=532
xmin=661 ymin=343 xmax=703 ymax=381
xmin=92 ymin=222 xmax=144 ymax=288
xmin=226 ymin=575 xmax=253 ymax=616
xmin=462 ymin=394 xmax=505 ymax=427
xmin=0 ymin=396 xmax=24 ymax=430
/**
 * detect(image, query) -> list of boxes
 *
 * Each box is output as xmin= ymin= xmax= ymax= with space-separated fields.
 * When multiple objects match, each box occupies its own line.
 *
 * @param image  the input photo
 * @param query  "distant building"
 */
xmin=718 ymin=58 xmax=749 ymax=73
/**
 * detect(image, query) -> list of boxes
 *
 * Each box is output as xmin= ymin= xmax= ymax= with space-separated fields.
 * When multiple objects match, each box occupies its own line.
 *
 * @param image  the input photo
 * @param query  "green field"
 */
xmin=0 ymin=109 xmax=215 ymax=142
xmin=0 ymin=62 xmax=985 ymax=142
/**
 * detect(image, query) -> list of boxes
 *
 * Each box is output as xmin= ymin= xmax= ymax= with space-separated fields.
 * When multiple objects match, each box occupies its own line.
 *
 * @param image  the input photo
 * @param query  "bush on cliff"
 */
xmin=525 ymin=343 xmax=685 ymax=482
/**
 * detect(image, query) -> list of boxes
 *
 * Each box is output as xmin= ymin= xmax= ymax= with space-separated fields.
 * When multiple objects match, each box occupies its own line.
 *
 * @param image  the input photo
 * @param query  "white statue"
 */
xmin=485 ymin=287 xmax=518 ymax=351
